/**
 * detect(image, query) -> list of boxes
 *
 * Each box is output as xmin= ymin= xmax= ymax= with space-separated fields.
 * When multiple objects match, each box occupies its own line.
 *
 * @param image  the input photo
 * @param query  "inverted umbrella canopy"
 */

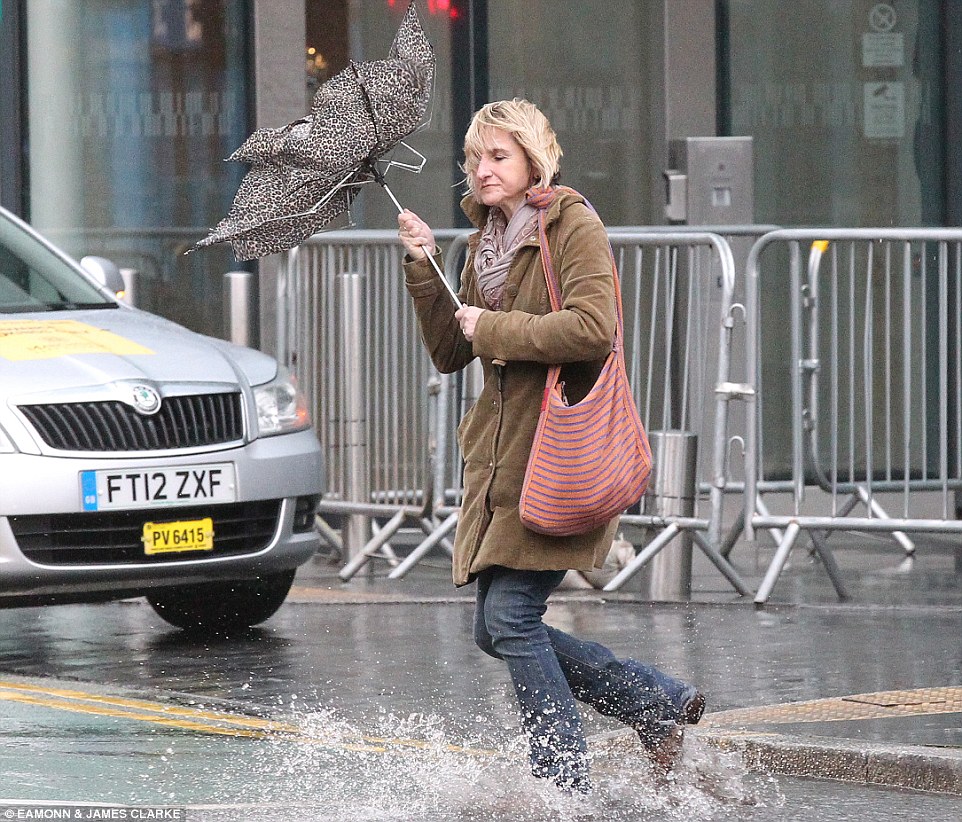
xmin=193 ymin=1 xmax=435 ymax=262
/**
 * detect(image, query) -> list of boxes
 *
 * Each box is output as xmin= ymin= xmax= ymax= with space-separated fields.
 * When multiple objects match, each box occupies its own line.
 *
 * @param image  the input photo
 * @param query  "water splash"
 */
xmin=170 ymin=707 xmax=783 ymax=821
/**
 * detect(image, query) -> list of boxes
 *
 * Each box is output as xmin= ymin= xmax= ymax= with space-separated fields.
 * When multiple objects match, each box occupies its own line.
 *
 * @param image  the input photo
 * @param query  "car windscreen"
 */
xmin=0 ymin=217 xmax=116 ymax=313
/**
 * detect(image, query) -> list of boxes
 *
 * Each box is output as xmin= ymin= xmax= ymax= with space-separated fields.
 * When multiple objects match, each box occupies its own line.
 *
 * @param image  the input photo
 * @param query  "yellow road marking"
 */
xmin=0 ymin=679 xmax=493 ymax=757
xmin=0 ymin=688 xmax=285 ymax=743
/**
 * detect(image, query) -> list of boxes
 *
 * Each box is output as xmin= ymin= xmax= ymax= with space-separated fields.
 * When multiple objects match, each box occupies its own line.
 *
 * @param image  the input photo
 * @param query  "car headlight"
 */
xmin=253 ymin=368 xmax=312 ymax=436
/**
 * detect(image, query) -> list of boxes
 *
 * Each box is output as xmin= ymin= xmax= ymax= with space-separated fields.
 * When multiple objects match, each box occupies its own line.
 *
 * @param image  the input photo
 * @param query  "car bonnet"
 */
xmin=0 ymin=307 xmax=277 ymax=398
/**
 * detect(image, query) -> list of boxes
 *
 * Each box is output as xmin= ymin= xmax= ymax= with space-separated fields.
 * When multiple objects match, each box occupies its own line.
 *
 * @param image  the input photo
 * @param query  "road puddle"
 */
xmin=159 ymin=709 xmax=784 ymax=821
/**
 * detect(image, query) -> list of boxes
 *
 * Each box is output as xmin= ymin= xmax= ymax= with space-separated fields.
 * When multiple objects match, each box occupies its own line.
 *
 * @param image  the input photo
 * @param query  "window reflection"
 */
xmin=305 ymin=0 xmax=456 ymax=233
xmin=26 ymin=0 xmax=249 ymax=337
xmin=722 ymin=0 xmax=942 ymax=226
xmin=488 ymin=1 xmax=654 ymax=226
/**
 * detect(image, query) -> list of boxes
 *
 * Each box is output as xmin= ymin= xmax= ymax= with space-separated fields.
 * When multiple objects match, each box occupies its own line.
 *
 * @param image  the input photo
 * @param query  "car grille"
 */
xmin=8 ymin=500 xmax=281 ymax=566
xmin=18 ymin=392 xmax=244 ymax=451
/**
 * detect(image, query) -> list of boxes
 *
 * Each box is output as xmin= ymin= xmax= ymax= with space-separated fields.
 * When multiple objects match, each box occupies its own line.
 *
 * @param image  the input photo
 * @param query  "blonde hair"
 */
xmin=462 ymin=98 xmax=562 ymax=199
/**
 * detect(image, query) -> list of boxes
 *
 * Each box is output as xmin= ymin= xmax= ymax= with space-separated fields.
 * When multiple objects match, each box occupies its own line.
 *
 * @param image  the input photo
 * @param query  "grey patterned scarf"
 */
xmin=473 ymin=203 xmax=539 ymax=310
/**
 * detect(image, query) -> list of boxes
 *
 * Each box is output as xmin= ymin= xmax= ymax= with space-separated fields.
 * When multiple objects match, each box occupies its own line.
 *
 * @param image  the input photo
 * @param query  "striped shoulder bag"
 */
xmin=519 ymin=195 xmax=652 ymax=536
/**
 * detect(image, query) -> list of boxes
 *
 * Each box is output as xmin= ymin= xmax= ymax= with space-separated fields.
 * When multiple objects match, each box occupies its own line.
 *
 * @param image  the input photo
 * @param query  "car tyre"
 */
xmin=146 ymin=569 xmax=297 ymax=633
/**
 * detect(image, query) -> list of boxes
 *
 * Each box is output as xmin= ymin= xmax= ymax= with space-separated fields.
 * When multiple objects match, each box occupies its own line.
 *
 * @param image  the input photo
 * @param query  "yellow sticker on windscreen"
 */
xmin=0 ymin=319 xmax=154 ymax=361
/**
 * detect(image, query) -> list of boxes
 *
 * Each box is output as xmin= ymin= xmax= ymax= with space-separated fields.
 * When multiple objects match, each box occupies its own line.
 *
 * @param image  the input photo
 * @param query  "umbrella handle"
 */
xmin=373 ymin=174 xmax=462 ymax=309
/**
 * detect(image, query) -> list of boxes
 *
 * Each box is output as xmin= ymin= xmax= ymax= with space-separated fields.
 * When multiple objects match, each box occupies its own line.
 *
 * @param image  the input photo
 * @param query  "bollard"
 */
xmin=956 ymin=491 xmax=962 ymax=574
xmin=463 ymin=358 xmax=485 ymax=408
xmin=224 ymin=270 xmax=253 ymax=346
xmin=337 ymin=271 xmax=369 ymax=568
xmin=118 ymin=268 xmax=138 ymax=307
xmin=644 ymin=430 xmax=698 ymax=600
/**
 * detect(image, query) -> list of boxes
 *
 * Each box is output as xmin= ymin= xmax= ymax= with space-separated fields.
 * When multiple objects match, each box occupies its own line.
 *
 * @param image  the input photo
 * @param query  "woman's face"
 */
xmin=470 ymin=127 xmax=533 ymax=219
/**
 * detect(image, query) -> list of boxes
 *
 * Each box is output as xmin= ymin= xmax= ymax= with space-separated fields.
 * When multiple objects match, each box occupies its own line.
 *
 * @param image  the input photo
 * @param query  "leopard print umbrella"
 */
xmin=193 ymin=1 xmax=435 ymax=261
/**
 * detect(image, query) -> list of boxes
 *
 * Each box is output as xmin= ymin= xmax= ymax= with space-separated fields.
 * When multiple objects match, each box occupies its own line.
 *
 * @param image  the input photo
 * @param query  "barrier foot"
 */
xmin=856 ymin=487 xmax=915 ymax=557
xmin=719 ymin=509 xmax=745 ymax=559
xmin=388 ymin=511 xmax=459 ymax=580
xmin=419 ymin=517 xmax=454 ymax=555
xmin=755 ymin=495 xmax=786 ymax=547
xmin=804 ymin=492 xmax=857 ymax=557
xmin=808 ymin=531 xmax=849 ymax=600
xmin=315 ymin=515 xmax=344 ymax=559
xmin=754 ymin=521 xmax=801 ymax=607
xmin=602 ymin=524 xmax=681 ymax=592
xmin=338 ymin=509 xmax=407 ymax=581
xmin=691 ymin=531 xmax=753 ymax=596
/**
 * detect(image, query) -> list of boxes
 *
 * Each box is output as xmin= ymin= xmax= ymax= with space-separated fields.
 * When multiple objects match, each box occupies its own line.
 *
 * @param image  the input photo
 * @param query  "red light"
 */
xmin=388 ymin=0 xmax=458 ymax=20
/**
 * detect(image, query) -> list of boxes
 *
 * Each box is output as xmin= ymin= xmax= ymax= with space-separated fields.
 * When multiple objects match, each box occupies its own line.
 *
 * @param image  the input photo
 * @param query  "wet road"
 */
xmin=0 ymin=559 xmax=959 ymax=820
xmin=0 ymin=672 xmax=959 ymax=821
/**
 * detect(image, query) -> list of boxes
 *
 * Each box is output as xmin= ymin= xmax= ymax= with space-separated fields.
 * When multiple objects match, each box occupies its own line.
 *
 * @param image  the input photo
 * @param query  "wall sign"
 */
xmin=863 ymin=81 xmax=905 ymax=139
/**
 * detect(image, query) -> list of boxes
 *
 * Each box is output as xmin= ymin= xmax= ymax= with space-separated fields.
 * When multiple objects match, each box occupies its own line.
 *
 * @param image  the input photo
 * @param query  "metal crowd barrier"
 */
xmin=379 ymin=234 xmax=475 ymax=579
xmin=745 ymin=229 xmax=962 ymax=604
xmin=276 ymin=229 xmax=469 ymax=578
xmin=604 ymin=231 xmax=753 ymax=594
xmin=285 ymin=224 xmax=962 ymax=606
xmin=389 ymin=230 xmax=754 ymax=594
xmin=619 ymin=225 xmax=779 ymax=565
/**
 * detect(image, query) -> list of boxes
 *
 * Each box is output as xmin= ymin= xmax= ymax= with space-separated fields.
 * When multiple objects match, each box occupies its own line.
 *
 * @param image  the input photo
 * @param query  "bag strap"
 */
xmin=529 ymin=186 xmax=625 ymax=355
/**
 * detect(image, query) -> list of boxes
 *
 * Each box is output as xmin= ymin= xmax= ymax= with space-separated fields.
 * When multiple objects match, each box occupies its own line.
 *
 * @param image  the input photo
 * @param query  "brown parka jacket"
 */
xmin=404 ymin=188 xmax=621 ymax=586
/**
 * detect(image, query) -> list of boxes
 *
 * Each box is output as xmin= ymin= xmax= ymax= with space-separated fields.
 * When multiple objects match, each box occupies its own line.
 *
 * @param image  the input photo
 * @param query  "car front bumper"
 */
xmin=0 ymin=429 xmax=324 ymax=600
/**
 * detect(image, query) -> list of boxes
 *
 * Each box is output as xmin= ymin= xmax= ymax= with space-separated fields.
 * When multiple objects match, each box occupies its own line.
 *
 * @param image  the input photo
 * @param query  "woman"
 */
xmin=398 ymin=99 xmax=704 ymax=793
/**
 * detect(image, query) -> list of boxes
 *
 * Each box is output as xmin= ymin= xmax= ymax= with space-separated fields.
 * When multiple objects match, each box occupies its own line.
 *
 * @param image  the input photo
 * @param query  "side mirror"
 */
xmin=80 ymin=255 xmax=126 ymax=298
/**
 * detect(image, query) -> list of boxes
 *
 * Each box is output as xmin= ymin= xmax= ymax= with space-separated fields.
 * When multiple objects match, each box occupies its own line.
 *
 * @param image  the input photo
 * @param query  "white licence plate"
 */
xmin=80 ymin=463 xmax=236 ymax=511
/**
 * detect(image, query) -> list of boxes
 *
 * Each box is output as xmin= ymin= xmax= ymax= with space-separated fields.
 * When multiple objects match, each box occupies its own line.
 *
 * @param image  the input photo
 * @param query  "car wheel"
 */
xmin=146 ymin=569 xmax=297 ymax=632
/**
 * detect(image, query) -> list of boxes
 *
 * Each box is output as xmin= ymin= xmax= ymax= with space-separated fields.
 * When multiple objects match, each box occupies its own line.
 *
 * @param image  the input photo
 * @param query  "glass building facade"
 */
xmin=1 ymin=0 xmax=959 ymax=338
xmin=14 ymin=0 xmax=250 ymax=336
xmin=723 ymin=0 xmax=953 ymax=227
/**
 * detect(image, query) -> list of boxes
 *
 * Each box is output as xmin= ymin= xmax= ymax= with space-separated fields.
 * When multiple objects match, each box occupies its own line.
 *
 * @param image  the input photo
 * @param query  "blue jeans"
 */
xmin=474 ymin=566 xmax=695 ymax=784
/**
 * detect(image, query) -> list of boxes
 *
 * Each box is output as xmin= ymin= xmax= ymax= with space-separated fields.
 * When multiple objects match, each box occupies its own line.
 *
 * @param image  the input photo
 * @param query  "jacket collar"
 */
xmin=461 ymin=187 xmax=585 ymax=235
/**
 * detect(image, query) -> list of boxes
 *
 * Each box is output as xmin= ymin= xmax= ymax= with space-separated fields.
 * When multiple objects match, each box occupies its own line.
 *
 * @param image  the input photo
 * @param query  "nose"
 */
xmin=476 ymin=157 xmax=492 ymax=179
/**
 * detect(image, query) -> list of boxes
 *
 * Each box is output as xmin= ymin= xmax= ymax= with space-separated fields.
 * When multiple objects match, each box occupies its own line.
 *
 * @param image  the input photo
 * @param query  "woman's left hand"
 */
xmin=455 ymin=305 xmax=484 ymax=341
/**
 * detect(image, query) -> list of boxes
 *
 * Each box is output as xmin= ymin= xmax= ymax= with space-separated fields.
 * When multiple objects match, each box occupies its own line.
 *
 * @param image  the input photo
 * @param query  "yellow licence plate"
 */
xmin=142 ymin=518 xmax=214 ymax=555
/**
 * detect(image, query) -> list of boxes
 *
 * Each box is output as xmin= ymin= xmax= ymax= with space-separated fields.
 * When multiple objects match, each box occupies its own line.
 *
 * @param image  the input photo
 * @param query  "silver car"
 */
xmin=0 ymin=206 xmax=323 ymax=631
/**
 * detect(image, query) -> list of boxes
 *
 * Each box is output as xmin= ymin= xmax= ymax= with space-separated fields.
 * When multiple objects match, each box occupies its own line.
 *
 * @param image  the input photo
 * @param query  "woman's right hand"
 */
xmin=397 ymin=209 xmax=436 ymax=261
xmin=455 ymin=305 xmax=484 ymax=342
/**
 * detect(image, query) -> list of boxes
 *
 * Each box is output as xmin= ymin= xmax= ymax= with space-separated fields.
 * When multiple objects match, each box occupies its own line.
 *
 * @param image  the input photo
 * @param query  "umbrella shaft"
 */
xmin=381 ymin=183 xmax=405 ymax=214
xmin=423 ymin=243 xmax=461 ymax=309
xmin=378 ymin=179 xmax=461 ymax=309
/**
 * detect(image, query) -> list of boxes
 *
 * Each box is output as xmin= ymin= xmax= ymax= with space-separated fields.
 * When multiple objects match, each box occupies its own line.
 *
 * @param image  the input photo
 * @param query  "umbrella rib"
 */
xmin=380 ymin=141 xmax=427 ymax=176
xmin=248 ymin=169 xmax=363 ymax=231
xmin=350 ymin=63 xmax=383 ymax=154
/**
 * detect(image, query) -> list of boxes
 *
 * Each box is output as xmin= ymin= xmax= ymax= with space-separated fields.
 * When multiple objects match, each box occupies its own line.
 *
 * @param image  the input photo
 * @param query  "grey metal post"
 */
xmin=956 ymin=490 xmax=962 ymax=574
xmin=338 ymin=271 xmax=369 ymax=567
xmin=464 ymin=358 xmax=484 ymax=407
xmin=118 ymin=268 xmax=139 ymax=307
xmin=645 ymin=430 xmax=698 ymax=600
xmin=224 ymin=270 xmax=253 ymax=347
